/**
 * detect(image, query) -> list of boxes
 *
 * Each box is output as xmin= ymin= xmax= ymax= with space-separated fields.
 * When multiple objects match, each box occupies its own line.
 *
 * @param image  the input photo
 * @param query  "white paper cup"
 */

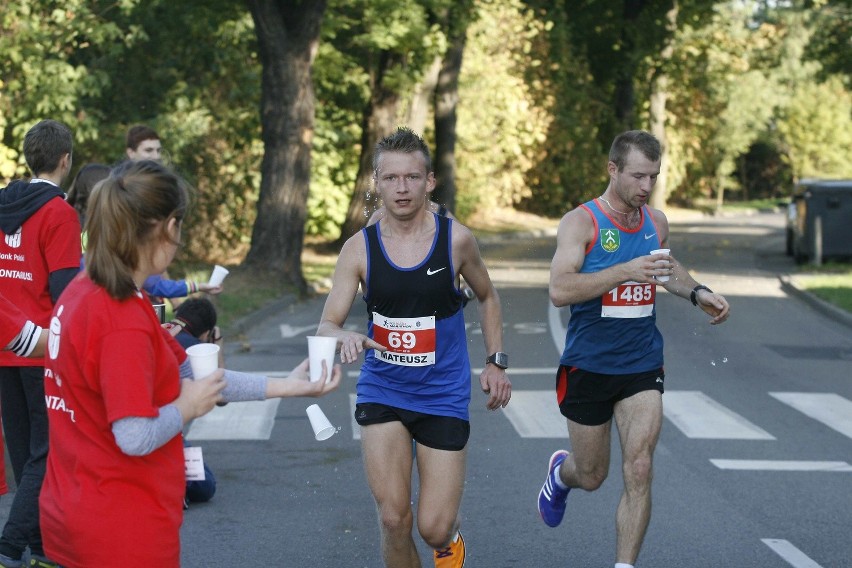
xmin=650 ymin=248 xmax=671 ymax=282
xmin=307 ymin=336 xmax=337 ymax=383
xmin=306 ymin=404 xmax=336 ymax=441
xmin=208 ymin=265 xmax=229 ymax=287
xmin=185 ymin=343 xmax=220 ymax=379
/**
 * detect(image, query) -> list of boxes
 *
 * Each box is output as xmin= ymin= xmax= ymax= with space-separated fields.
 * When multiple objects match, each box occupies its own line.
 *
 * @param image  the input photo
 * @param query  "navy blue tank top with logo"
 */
xmin=359 ymin=213 xmax=471 ymax=420
xmin=560 ymin=199 xmax=665 ymax=374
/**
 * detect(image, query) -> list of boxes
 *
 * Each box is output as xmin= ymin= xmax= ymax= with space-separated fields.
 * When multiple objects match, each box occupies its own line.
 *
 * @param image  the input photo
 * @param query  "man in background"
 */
xmin=125 ymin=124 xmax=162 ymax=162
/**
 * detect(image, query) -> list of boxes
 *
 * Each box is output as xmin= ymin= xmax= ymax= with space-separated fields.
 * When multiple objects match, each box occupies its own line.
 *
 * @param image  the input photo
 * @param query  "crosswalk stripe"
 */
xmin=502 ymin=391 xmax=567 ymax=438
xmin=761 ymin=539 xmax=825 ymax=568
xmin=769 ymin=392 xmax=852 ymax=440
xmin=349 ymin=394 xmax=361 ymax=440
xmin=663 ymin=391 xmax=775 ymax=439
xmin=711 ymin=459 xmax=852 ymax=472
xmin=188 ymin=383 xmax=846 ymax=453
xmin=186 ymin=399 xmax=281 ymax=440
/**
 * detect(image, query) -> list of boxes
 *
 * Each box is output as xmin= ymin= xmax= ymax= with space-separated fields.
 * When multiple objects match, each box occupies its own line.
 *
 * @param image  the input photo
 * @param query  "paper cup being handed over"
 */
xmin=650 ymin=248 xmax=671 ymax=282
xmin=307 ymin=336 xmax=337 ymax=383
xmin=208 ymin=265 xmax=229 ymax=287
xmin=306 ymin=404 xmax=336 ymax=441
xmin=185 ymin=343 xmax=220 ymax=379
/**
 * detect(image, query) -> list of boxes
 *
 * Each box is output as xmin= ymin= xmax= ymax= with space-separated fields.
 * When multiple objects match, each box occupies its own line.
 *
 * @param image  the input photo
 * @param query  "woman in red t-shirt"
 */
xmin=40 ymin=160 xmax=341 ymax=568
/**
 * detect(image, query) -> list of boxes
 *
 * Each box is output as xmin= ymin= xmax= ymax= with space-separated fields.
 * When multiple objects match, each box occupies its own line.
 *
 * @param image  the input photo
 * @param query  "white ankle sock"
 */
xmin=615 ymin=563 xmax=634 ymax=568
xmin=552 ymin=467 xmax=569 ymax=490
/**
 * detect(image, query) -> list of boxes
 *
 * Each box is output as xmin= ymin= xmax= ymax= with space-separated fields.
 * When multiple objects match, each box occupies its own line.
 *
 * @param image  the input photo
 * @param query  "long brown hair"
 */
xmin=85 ymin=160 xmax=190 ymax=300
xmin=66 ymin=163 xmax=110 ymax=225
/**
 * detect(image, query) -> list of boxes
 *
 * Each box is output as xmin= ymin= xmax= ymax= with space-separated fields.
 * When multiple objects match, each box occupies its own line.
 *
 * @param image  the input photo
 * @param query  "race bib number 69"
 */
xmin=601 ymin=282 xmax=655 ymax=318
xmin=372 ymin=312 xmax=436 ymax=366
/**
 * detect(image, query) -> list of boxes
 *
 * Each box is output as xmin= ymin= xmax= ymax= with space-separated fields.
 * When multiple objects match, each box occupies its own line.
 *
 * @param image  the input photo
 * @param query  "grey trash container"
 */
xmin=791 ymin=179 xmax=852 ymax=264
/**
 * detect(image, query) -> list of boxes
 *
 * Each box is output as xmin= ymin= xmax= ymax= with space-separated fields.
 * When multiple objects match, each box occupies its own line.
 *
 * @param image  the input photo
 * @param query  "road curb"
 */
xmin=779 ymin=275 xmax=852 ymax=330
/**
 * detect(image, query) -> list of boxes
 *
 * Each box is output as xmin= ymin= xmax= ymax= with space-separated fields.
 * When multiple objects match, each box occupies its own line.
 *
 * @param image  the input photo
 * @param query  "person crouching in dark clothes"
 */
xmin=171 ymin=298 xmax=222 ymax=505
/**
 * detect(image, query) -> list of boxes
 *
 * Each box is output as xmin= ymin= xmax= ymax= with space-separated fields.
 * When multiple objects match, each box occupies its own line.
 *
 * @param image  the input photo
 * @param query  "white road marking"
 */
xmin=349 ymin=393 xmax=361 ymax=440
xmin=761 ymin=539 xmax=825 ymax=568
xmin=548 ymin=303 xmax=566 ymax=354
xmin=279 ymin=323 xmax=318 ymax=338
xmin=663 ymin=391 xmax=775 ymax=439
xmin=769 ymin=392 xmax=852 ymax=440
xmin=186 ymin=399 xmax=281 ymax=440
xmin=501 ymin=390 xmax=567 ymax=438
xmin=711 ymin=460 xmax=852 ymax=472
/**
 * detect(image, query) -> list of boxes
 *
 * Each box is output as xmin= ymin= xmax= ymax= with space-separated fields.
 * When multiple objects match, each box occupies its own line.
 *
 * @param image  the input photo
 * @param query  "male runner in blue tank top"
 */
xmin=537 ymin=130 xmax=730 ymax=568
xmin=317 ymin=127 xmax=512 ymax=568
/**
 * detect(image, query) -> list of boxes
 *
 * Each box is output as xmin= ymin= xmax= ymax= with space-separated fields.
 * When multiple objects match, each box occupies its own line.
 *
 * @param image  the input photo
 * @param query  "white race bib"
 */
xmin=372 ymin=312 xmax=436 ymax=366
xmin=601 ymin=282 xmax=655 ymax=318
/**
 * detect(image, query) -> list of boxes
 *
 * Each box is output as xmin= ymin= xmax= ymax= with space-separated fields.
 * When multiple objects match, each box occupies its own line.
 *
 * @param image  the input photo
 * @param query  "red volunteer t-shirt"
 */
xmin=0 ymin=195 xmax=80 ymax=367
xmin=0 ymin=292 xmax=30 ymax=496
xmin=40 ymin=275 xmax=187 ymax=567
xmin=0 ymin=292 xmax=28 ymax=349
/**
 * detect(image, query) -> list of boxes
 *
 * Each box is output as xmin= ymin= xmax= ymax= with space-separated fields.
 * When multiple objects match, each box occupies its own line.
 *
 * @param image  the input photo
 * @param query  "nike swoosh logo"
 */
xmin=644 ymin=233 xmax=656 ymax=240
xmin=426 ymin=267 xmax=446 ymax=276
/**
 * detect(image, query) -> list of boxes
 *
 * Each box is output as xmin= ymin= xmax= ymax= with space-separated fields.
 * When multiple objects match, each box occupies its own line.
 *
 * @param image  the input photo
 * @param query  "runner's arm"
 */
xmin=316 ymin=235 xmax=385 ymax=364
xmin=455 ymin=226 xmax=512 ymax=409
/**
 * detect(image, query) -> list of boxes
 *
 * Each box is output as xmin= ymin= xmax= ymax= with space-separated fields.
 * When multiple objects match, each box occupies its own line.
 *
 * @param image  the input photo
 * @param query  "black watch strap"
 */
xmin=486 ymin=352 xmax=509 ymax=369
xmin=691 ymin=285 xmax=713 ymax=306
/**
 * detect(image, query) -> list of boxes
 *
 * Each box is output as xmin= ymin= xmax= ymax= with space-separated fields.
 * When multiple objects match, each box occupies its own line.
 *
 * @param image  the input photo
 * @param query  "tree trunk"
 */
xmin=404 ymin=56 xmax=441 ymax=134
xmin=648 ymin=1 xmax=678 ymax=211
xmin=613 ymin=0 xmax=646 ymax=130
xmin=432 ymin=32 xmax=466 ymax=212
xmin=244 ymin=0 xmax=326 ymax=294
xmin=336 ymin=51 xmax=402 ymax=244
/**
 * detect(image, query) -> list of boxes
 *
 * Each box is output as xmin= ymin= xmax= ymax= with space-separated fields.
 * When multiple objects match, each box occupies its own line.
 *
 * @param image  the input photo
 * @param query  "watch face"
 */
xmin=488 ymin=352 xmax=508 ymax=369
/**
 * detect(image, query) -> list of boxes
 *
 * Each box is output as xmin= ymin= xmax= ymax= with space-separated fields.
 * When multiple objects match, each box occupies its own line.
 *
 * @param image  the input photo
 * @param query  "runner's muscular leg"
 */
xmin=414 ymin=443 xmax=467 ymax=549
xmin=613 ymin=389 xmax=663 ymax=564
xmin=561 ymin=419 xmax=613 ymax=491
xmin=361 ymin=422 xmax=421 ymax=568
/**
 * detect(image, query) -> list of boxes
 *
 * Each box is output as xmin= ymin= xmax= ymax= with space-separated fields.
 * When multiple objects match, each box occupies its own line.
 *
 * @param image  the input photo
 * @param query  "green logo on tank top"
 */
xmin=600 ymin=229 xmax=620 ymax=252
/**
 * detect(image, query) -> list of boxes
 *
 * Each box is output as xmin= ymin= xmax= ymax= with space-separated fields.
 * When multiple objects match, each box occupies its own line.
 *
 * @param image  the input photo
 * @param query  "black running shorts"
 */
xmin=555 ymin=365 xmax=665 ymax=426
xmin=354 ymin=402 xmax=470 ymax=451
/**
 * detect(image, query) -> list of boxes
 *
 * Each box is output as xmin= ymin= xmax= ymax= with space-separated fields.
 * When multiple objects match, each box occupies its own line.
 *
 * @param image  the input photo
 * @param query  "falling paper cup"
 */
xmin=185 ymin=343 xmax=220 ymax=379
xmin=208 ymin=265 xmax=229 ymax=287
xmin=650 ymin=248 xmax=671 ymax=282
xmin=307 ymin=336 xmax=337 ymax=383
xmin=306 ymin=404 xmax=336 ymax=441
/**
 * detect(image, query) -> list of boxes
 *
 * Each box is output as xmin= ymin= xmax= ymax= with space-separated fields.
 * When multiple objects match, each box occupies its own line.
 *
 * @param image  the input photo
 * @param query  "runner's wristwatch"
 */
xmin=690 ymin=285 xmax=713 ymax=306
xmin=486 ymin=352 xmax=509 ymax=369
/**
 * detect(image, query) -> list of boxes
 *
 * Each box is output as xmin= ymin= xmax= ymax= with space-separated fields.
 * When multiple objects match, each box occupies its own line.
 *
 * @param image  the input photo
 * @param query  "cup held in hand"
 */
xmin=650 ymin=248 xmax=671 ymax=282
xmin=208 ymin=265 xmax=229 ymax=287
xmin=185 ymin=343 xmax=220 ymax=379
xmin=306 ymin=404 xmax=336 ymax=441
xmin=307 ymin=336 xmax=337 ymax=383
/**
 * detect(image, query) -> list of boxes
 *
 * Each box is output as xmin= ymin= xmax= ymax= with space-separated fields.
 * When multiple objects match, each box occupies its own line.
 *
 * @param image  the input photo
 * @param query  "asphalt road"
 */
xmin=3 ymin=210 xmax=850 ymax=567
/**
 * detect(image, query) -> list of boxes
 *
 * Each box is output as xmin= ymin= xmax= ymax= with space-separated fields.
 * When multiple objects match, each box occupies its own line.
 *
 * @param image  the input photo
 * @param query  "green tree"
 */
xmin=802 ymin=0 xmax=851 ymax=84
xmin=455 ymin=0 xmax=556 ymax=216
xmin=777 ymin=76 xmax=852 ymax=179
xmin=0 ymin=0 xmax=139 ymax=180
xmin=334 ymin=0 xmax=445 ymax=243
xmin=431 ymin=0 xmax=476 ymax=212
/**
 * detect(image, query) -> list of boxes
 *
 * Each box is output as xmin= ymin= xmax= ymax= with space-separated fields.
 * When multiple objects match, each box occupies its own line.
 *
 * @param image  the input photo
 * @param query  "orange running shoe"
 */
xmin=434 ymin=531 xmax=465 ymax=568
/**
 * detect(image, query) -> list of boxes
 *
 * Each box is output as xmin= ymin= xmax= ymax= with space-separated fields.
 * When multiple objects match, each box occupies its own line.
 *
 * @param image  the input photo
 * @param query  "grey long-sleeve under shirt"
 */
xmin=111 ymin=360 xmax=267 ymax=456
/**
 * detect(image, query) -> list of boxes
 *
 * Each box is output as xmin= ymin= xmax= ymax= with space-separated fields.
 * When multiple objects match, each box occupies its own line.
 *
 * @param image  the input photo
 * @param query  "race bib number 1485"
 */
xmin=601 ymin=282 xmax=655 ymax=319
